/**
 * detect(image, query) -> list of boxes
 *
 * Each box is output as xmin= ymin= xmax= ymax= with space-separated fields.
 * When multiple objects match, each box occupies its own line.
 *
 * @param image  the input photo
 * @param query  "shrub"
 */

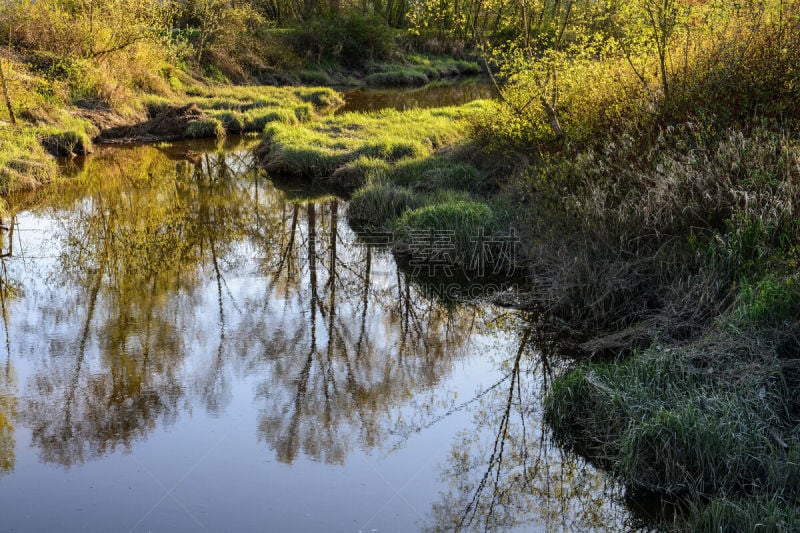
xmin=290 ymin=14 xmax=395 ymax=67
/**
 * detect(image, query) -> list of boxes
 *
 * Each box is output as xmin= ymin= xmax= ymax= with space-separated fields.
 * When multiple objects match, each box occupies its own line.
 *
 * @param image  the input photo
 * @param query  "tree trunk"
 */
xmin=541 ymin=97 xmax=563 ymax=139
xmin=0 ymin=59 xmax=15 ymax=126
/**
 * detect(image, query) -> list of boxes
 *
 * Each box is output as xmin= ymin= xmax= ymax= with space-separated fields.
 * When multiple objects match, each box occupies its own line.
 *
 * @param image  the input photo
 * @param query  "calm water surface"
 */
xmin=0 ymin=133 xmax=636 ymax=531
xmin=338 ymin=79 xmax=497 ymax=114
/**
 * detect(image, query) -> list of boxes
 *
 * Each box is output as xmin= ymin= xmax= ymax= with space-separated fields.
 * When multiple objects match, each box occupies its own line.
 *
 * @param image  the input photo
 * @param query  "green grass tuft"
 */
xmin=0 ymin=128 xmax=58 ymax=195
xmin=394 ymin=199 xmax=498 ymax=267
xmin=347 ymin=182 xmax=421 ymax=228
xmin=184 ymin=118 xmax=225 ymax=139
xmin=328 ymin=156 xmax=390 ymax=189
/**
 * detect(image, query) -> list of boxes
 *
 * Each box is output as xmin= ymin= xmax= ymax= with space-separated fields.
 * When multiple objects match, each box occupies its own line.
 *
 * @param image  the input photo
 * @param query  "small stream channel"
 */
xmin=0 ymin=83 xmax=642 ymax=532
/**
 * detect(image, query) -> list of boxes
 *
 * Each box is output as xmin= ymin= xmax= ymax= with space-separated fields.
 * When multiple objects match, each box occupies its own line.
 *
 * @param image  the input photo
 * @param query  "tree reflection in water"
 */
xmin=0 ymin=139 xmax=632 ymax=530
xmin=0 ymin=218 xmax=21 ymax=476
xmin=4 ymin=140 xmax=477 ymax=470
xmin=425 ymin=324 xmax=635 ymax=532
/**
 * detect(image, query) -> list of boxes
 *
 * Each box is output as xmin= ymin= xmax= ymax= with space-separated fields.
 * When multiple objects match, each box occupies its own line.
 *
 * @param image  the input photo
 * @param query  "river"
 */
xmin=0 ymin=86 xmax=639 ymax=532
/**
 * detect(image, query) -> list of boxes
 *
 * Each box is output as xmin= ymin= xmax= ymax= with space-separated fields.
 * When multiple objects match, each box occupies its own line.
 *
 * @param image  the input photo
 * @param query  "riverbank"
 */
xmin=0 ymin=41 xmax=483 ymax=198
xmin=253 ymin=12 xmax=800 ymax=528
xmin=3 ymin=6 xmax=800 ymax=527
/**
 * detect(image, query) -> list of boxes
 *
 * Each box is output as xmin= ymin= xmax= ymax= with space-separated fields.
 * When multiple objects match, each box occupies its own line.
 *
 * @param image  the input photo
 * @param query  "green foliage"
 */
xmin=729 ymin=274 xmax=800 ymax=326
xmin=180 ymin=0 xmax=270 ymax=81
xmin=475 ymin=1 xmax=800 ymax=151
xmin=364 ymin=70 xmax=429 ymax=87
xmin=39 ymin=130 xmax=92 ymax=157
xmin=290 ymin=14 xmax=396 ymax=67
xmin=0 ymin=128 xmax=58 ymax=194
xmin=546 ymin=335 xmax=800 ymax=528
xmin=295 ymin=87 xmax=343 ymax=107
xmin=293 ymin=103 xmax=312 ymax=122
xmin=216 ymin=111 xmax=244 ymax=133
xmin=141 ymin=85 xmax=342 ymax=137
xmin=242 ymin=109 xmax=296 ymax=131
xmin=618 ymin=399 xmax=770 ymax=495
xmin=362 ymin=56 xmax=482 ymax=87
xmin=298 ymin=69 xmax=333 ymax=85
xmin=328 ymin=156 xmax=390 ymax=189
xmin=1 ymin=0 xmax=172 ymax=58
xmin=690 ymin=496 xmax=800 ymax=532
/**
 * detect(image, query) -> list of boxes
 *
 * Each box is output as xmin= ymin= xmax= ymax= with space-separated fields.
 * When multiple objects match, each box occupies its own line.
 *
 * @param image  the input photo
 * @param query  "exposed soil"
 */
xmin=88 ymin=104 xmax=209 ymax=144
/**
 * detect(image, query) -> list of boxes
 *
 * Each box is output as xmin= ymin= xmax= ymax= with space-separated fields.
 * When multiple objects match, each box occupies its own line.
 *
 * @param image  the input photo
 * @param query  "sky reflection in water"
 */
xmin=0 ymin=139 xmax=635 ymax=531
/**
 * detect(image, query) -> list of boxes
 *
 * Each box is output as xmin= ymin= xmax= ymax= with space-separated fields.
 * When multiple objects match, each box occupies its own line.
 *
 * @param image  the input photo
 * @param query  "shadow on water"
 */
xmin=0 ymin=135 xmax=653 ymax=529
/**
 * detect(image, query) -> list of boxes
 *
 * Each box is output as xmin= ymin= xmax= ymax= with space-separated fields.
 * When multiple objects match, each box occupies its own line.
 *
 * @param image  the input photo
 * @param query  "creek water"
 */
xmin=337 ymin=78 xmax=497 ymax=114
xmin=0 ymin=87 xmax=638 ymax=532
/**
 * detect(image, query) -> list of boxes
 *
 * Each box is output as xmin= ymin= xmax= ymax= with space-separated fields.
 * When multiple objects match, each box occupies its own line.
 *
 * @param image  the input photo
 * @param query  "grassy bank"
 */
xmin=257 ymin=99 xmax=518 ymax=268
xmin=0 ymin=0 xmax=483 ymax=197
xmin=0 ymin=42 xmax=349 ymax=196
xmin=454 ymin=2 xmax=800 ymax=528
xmin=259 ymin=102 xmax=487 ymax=178
xmin=2 ymin=0 xmax=799 ymax=526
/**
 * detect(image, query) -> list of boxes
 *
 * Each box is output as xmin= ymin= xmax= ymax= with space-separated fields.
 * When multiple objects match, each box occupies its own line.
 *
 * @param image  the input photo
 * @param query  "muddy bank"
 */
xmin=92 ymin=103 xmax=211 ymax=144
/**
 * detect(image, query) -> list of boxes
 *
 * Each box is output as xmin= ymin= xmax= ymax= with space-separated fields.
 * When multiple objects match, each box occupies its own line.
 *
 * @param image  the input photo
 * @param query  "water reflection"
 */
xmin=4 ymin=141 xmax=479 ymax=470
xmin=0 ymin=139 xmax=632 ymax=531
xmin=425 ymin=325 xmax=634 ymax=531
xmin=0 ymin=229 xmax=20 ymax=477
xmin=338 ymin=79 xmax=496 ymax=114
xmin=0 ymin=357 xmax=14 ymax=477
